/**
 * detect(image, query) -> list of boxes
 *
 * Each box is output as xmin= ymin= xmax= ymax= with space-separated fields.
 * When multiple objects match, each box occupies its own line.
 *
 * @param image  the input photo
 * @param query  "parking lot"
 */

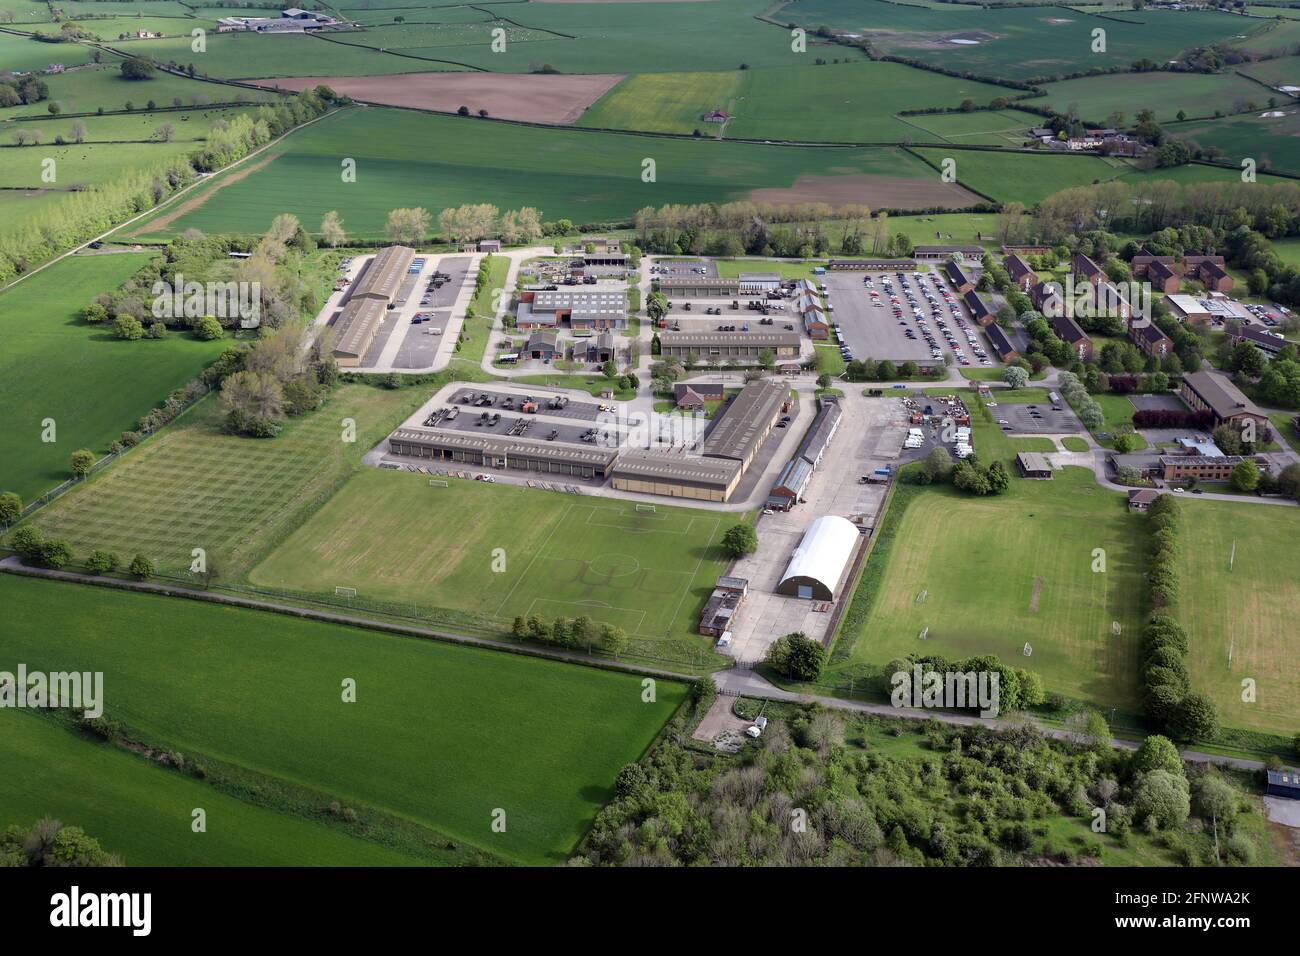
xmin=825 ymin=269 xmax=995 ymax=370
xmin=654 ymin=259 xmax=718 ymax=279
xmin=428 ymin=407 xmax=611 ymax=446
xmin=449 ymin=387 xmax=606 ymax=422
xmin=987 ymin=397 xmax=1080 ymax=434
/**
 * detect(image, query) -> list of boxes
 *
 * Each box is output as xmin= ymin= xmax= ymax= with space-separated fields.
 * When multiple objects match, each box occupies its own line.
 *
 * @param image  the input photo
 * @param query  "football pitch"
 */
xmin=248 ymin=469 xmax=731 ymax=648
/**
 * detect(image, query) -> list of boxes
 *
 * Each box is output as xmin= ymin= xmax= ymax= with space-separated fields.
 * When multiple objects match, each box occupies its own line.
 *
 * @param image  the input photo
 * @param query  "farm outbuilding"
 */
xmin=1267 ymin=769 xmax=1300 ymax=800
xmin=777 ymin=515 xmax=860 ymax=601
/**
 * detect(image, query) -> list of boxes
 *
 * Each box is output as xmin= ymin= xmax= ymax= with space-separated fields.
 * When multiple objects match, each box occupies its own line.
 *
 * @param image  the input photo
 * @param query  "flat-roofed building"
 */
xmin=701 ymin=378 xmax=788 ymax=468
xmin=659 ymin=330 xmax=800 ymax=363
xmin=1015 ymin=452 xmax=1054 ymax=479
xmin=1180 ymin=370 xmax=1269 ymax=428
xmin=388 ymin=427 xmax=619 ymax=479
xmin=738 ymin=272 xmax=782 ymax=292
xmin=827 ymin=259 xmax=917 ymax=271
xmin=656 ymin=277 xmax=740 ymax=298
xmin=609 ymin=450 xmax=742 ymax=502
xmin=914 ymin=245 xmax=985 ymax=261
xmin=331 ymin=297 xmax=388 ymax=367
xmin=699 ymin=576 xmax=748 ymax=637
xmin=1160 ymin=454 xmax=1259 ymax=483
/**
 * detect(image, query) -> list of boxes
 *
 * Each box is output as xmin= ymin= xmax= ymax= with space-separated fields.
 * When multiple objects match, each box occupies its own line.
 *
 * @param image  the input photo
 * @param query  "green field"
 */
xmin=248 ymin=469 xmax=731 ymax=653
xmin=1175 ymin=500 xmax=1300 ymax=736
xmin=6 ymin=107 xmax=253 ymax=146
xmin=910 ymin=147 xmax=1127 ymax=204
xmin=0 ymin=32 xmax=96 ymax=73
xmin=1239 ymin=54 xmax=1300 ymax=89
xmin=832 ymin=467 xmax=1147 ymax=710
xmin=0 ymin=253 xmax=229 ymax=503
xmin=0 ymin=64 xmax=277 ymax=121
xmin=30 ymin=384 xmax=427 ymax=577
xmin=0 ymin=138 xmax=199 ymax=188
xmin=579 ymin=61 xmax=1011 ymax=142
xmin=775 ymin=0 xmax=1267 ymax=80
xmin=0 ymin=710 xmax=425 ymax=866
xmin=1171 ymin=111 xmax=1300 ymax=176
xmin=124 ymin=106 xmax=949 ymax=238
xmin=1037 ymin=71 xmax=1282 ymax=124
xmin=0 ymin=573 xmax=687 ymax=864
xmin=899 ymin=109 xmax=1040 ymax=146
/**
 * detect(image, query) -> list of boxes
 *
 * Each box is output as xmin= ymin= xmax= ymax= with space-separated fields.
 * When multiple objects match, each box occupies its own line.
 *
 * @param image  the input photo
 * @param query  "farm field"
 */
xmin=248 ymin=468 xmax=732 ymax=654
xmin=1176 ymin=499 xmax=1300 ymax=735
xmin=1229 ymin=13 xmax=1300 ymax=55
xmin=579 ymin=61 xmax=1010 ymax=142
xmin=899 ymin=109 xmax=1040 ymax=146
xmin=0 ymin=31 xmax=97 ymax=73
xmin=0 ymin=574 xmax=688 ymax=865
xmin=0 ymin=137 xmax=199 ymax=187
xmin=30 ymin=384 xmax=428 ymax=578
xmin=1238 ymin=53 xmax=1300 ymax=90
xmin=0 ymin=187 xmax=73 ymax=226
xmin=0 ymin=64 xmax=277 ymax=121
xmin=831 ymin=467 xmax=1147 ymax=711
xmin=1170 ymin=111 xmax=1300 ymax=176
xmin=9 ymin=107 xmax=255 ymax=144
xmin=0 ymin=0 xmax=52 ymax=20
xmin=909 ymin=147 xmax=1127 ymax=204
xmin=1036 ymin=71 xmax=1281 ymax=124
xmin=774 ymin=0 xmax=1267 ymax=81
xmin=0 ymin=252 xmax=228 ymax=503
xmin=123 ymin=107 xmax=969 ymax=239
xmin=42 ymin=15 xmax=217 ymax=39
xmin=0 ymin=709 xmax=425 ymax=866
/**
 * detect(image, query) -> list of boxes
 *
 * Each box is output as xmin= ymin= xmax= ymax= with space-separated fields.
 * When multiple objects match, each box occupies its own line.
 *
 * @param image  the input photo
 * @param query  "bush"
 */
xmin=84 ymin=550 xmax=120 ymax=575
xmin=128 ymin=553 xmax=155 ymax=580
xmin=766 ymin=632 xmax=826 ymax=681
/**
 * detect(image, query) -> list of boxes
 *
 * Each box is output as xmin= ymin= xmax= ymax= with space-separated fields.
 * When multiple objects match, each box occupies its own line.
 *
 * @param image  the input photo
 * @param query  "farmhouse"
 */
xmin=516 ymin=288 xmax=627 ymax=331
xmin=656 ymin=277 xmax=739 ymax=298
xmin=388 ymin=428 xmax=619 ymax=479
xmin=944 ymin=259 xmax=973 ymax=293
xmin=914 ymin=245 xmax=984 ymax=262
xmin=776 ymin=515 xmax=860 ymax=601
xmin=985 ymin=323 xmax=1018 ymax=362
xmin=1003 ymin=253 xmax=1036 ymax=292
xmin=1179 ymin=371 xmax=1269 ymax=429
xmin=1015 ymin=452 xmax=1053 ymax=479
xmin=699 ymin=576 xmax=747 ymax=638
xmin=658 ymin=330 xmax=801 ymax=363
xmin=609 ymin=451 xmax=742 ymax=502
xmin=1050 ymin=313 xmax=1092 ymax=361
xmin=963 ymin=290 xmax=993 ymax=325
xmin=702 ymin=109 xmax=731 ymax=123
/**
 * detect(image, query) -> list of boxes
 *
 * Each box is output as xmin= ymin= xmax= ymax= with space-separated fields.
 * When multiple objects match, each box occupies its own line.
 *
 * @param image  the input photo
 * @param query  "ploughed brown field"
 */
xmin=749 ymin=174 xmax=981 ymax=209
xmin=248 ymin=72 xmax=625 ymax=125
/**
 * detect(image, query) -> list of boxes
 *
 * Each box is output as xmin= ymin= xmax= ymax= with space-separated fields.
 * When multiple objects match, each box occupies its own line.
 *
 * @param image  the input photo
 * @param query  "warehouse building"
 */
xmin=331 ymin=245 xmax=414 ymax=366
xmin=656 ymin=277 xmax=740 ymax=298
xmin=659 ymin=330 xmax=801 ymax=363
xmin=777 ymin=515 xmax=860 ymax=600
xmin=795 ymin=397 xmax=841 ymax=470
xmin=516 ymin=288 xmax=627 ymax=330
xmin=609 ymin=451 xmax=743 ymax=502
xmin=350 ymin=245 xmax=415 ymax=301
xmin=388 ymin=428 xmax=619 ymax=479
xmin=701 ymin=378 xmax=789 ymax=469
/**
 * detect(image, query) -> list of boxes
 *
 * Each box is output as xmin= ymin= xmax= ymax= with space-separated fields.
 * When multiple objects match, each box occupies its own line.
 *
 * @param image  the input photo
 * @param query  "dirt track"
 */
xmin=248 ymin=73 xmax=624 ymax=125
xmin=749 ymin=174 xmax=981 ymax=210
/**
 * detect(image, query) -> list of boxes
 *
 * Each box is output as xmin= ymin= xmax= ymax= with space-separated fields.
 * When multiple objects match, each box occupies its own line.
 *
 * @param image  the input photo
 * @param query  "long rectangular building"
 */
xmin=657 ymin=277 xmax=740 ymax=298
xmin=331 ymin=297 xmax=389 ymax=367
xmin=609 ymin=450 xmax=742 ymax=502
xmin=351 ymin=245 xmax=415 ymax=300
xmin=701 ymin=378 xmax=788 ymax=468
xmin=388 ymin=427 xmax=619 ymax=479
xmin=659 ymin=330 xmax=800 ymax=363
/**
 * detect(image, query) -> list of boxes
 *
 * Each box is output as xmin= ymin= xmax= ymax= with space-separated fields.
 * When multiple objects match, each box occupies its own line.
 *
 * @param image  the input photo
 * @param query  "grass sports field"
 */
xmin=0 ymin=253 xmax=229 ymax=503
xmin=832 ymin=467 xmax=1146 ymax=711
xmin=248 ymin=469 xmax=732 ymax=652
xmin=0 ymin=574 xmax=687 ymax=864
xmin=1037 ymin=71 xmax=1281 ymax=124
xmin=1176 ymin=500 xmax=1300 ymax=736
xmin=123 ymin=107 xmax=958 ymax=239
xmin=31 ymin=384 xmax=427 ymax=578
xmin=0 ymin=710 xmax=424 ymax=866
xmin=776 ymin=0 xmax=1266 ymax=80
xmin=579 ymin=61 xmax=1010 ymax=142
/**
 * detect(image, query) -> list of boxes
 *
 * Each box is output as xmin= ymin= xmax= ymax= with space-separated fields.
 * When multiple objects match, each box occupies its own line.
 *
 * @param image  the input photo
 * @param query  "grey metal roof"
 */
xmin=610 ymin=450 xmax=741 ymax=487
xmin=351 ymin=245 xmax=414 ymax=300
xmin=332 ymin=297 xmax=387 ymax=359
xmin=796 ymin=399 xmax=841 ymax=467
xmin=702 ymin=378 xmax=787 ymax=462
xmin=660 ymin=330 xmax=801 ymax=348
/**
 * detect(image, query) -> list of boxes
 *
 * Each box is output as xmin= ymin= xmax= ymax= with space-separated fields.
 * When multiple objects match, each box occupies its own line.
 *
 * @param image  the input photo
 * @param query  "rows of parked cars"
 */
xmin=1245 ymin=302 xmax=1288 ymax=327
xmin=863 ymin=271 xmax=991 ymax=367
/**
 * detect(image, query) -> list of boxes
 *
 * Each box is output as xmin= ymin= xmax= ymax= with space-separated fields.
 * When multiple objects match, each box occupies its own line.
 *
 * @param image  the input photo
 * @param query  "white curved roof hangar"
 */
xmin=777 ymin=515 xmax=860 ymax=601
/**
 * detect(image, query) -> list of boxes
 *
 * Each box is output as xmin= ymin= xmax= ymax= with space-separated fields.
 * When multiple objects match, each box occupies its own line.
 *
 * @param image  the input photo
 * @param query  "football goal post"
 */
xmin=635 ymin=503 xmax=656 ymax=513
xmin=428 ymin=478 xmax=449 ymax=488
xmin=334 ymin=586 xmax=357 ymax=598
